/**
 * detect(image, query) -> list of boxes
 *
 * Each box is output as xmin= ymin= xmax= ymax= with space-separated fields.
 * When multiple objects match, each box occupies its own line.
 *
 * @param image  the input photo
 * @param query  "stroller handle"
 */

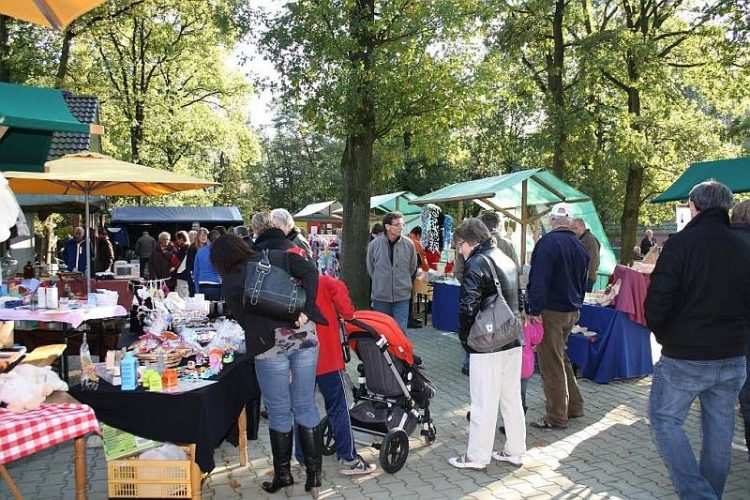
xmin=338 ymin=317 xmax=351 ymax=363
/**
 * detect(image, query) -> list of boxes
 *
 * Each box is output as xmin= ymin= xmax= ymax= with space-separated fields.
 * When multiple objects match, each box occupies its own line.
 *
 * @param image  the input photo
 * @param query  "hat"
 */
xmin=550 ymin=202 xmax=572 ymax=219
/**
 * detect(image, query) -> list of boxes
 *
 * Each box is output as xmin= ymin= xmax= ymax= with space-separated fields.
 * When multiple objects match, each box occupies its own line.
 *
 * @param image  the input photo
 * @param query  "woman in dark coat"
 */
xmin=211 ymin=233 xmax=326 ymax=498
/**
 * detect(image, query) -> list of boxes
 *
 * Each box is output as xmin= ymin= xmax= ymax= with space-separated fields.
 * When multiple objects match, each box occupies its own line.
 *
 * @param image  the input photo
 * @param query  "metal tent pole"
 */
xmin=85 ymin=189 xmax=91 ymax=293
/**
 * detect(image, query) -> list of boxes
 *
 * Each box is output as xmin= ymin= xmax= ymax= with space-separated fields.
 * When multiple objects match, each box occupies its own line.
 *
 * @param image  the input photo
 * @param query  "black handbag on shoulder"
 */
xmin=243 ymin=249 xmax=306 ymax=322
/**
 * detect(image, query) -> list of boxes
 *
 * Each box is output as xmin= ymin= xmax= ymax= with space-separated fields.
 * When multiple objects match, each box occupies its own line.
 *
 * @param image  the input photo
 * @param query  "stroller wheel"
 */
xmin=320 ymin=416 xmax=336 ymax=456
xmin=425 ymin=424 xmax=437 ymax=444
xmin=380 ymin=428 xmax=409 ymax=474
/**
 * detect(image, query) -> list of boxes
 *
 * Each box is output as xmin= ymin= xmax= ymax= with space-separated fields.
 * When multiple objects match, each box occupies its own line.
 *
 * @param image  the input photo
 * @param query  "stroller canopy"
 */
xmin=345 ymin=310 xmax=415 ymax=366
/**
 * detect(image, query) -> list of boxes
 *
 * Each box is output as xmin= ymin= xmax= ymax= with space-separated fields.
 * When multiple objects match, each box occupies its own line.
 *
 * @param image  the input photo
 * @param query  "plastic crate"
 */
xmin=107 ymin=444 xmax=199 ymax=499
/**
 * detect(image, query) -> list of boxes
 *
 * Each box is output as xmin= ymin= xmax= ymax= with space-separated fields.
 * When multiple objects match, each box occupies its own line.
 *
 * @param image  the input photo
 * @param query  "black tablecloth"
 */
xmin=71 ymin=354 xmax=261 ymax=472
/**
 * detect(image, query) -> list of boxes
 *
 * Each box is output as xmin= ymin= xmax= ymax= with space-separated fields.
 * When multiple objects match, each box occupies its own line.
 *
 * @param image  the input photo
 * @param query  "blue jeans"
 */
xmin=255 ymin=347 xmax=320 ymax=432
xmin=649 ymin=355 xmax=747 ymax=499
xmin=295 ymin=370 xmax=357 ymax=463
xmin=372 ymin=299 xmax=410 ymax=334
xmin=740 ymin=336 xmax=750 ymax=459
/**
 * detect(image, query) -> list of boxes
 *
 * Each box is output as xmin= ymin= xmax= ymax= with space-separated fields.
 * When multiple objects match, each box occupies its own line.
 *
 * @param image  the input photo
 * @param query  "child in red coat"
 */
xmin=295 ymin=275 xmax=376 ymax=475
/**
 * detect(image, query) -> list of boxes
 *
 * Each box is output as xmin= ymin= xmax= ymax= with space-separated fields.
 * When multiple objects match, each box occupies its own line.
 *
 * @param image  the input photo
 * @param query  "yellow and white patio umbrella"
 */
xmin=0 ymin=0 xmax=106 ymax=30
xmin=3 ymin=152 xmax=217 ymax=289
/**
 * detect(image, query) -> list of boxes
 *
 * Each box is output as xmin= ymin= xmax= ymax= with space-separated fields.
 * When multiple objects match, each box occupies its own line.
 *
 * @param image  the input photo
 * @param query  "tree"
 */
xmin=259 ymin=0 xmax=480 ymax=306
xmin=579 ymin=0 xmax=746 ymax=263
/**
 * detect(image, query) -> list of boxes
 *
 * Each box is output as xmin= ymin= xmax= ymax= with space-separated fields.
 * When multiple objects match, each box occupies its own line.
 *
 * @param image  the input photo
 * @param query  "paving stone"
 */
xmin=7 ymin=326 xmax=750 ymax=499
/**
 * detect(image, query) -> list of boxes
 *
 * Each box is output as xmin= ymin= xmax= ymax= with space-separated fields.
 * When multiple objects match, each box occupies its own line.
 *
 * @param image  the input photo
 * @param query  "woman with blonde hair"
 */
xmin=185 ymin=228 xmax=208 ymax=296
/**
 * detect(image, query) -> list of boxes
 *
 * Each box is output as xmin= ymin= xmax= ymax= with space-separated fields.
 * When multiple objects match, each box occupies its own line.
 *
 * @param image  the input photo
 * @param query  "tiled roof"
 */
xmin=47 ymin=92 xmax=100 ymax=160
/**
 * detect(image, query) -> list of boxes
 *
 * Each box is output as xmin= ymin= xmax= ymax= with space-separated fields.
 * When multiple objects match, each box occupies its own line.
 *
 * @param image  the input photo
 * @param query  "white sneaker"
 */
xmin=491 ymin=450 xmax=523 ymax=466
xmin=448 ymin=455 xmax=486 ymax=470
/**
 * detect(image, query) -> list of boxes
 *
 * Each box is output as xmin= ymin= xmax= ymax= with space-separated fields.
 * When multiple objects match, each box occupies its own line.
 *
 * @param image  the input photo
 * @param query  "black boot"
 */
xmin=297 ymin=424 xmax=323 ymax=499
xmin=262 ymin=429 xmax=294 ymax=496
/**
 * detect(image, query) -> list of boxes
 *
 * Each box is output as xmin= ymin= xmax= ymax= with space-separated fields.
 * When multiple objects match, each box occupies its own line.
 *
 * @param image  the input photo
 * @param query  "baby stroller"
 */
xmin=321 ymin=310 xmax=436 ymax=473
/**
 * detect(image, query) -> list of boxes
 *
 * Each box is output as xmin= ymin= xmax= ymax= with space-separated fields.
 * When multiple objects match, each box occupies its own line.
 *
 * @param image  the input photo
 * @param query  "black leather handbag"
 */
xmin=243 ymin=249 xmax=306 ymax=322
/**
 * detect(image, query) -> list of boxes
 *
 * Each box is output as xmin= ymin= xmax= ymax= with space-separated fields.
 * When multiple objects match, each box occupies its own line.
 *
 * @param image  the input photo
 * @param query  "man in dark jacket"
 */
xmin=731 ymin=199 xmax=750 ymax=462
xmin=448 ymin=218 xmax=525 ymax=470
xmin=571 ymin=218 xmax=600 ymax=292
xmin=527 ymin=202 xmax=589 ymax=430
xmin=645 ymin=181 xmax=750 ymax=499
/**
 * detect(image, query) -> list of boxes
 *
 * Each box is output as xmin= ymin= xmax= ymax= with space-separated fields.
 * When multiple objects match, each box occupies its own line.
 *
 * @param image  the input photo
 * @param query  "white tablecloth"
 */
xmin=0 ymin=305 xmax=127 ymax=329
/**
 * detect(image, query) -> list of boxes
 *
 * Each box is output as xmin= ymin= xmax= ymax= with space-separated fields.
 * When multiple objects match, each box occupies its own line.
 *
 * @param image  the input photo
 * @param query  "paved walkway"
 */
xmin=2 ymin=326 xmax=749 ymax=499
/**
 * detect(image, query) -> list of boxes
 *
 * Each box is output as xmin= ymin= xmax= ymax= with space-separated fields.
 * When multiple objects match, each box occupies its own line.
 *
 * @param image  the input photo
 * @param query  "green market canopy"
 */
xmin=0 ymin=82 xmax=102 ymax=172
xmin=411 ymin=168 xmax=616 ymax=278
xmin=652 ymin=157 xmax=750 ymax=203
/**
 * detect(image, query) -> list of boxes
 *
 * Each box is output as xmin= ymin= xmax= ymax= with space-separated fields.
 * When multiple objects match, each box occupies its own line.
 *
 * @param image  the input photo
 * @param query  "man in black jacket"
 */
xmin=645 ymin=181 xmax=750 ymax=499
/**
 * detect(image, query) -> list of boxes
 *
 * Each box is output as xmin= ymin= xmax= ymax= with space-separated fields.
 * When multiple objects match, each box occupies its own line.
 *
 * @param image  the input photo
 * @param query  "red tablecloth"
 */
xmin=611 ymin=265 xmax=650 ymax=327
xmin=0 ymin=403 xmax=100 ymax=465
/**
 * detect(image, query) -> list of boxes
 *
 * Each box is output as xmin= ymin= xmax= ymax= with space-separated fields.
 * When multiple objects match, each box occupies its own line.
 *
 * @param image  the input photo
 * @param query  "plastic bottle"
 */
xmin=120 ymin=350 xmax=139 ymax=391
xmin=80 ymin=332 xmax=99 ymax=390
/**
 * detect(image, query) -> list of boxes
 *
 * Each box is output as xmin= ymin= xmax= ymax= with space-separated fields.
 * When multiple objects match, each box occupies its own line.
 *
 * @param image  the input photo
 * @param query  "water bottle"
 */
xmin=80 ymin=332 xmax=99 ymax=390
xmin=120 ymin=350 xmax=139 ymax=391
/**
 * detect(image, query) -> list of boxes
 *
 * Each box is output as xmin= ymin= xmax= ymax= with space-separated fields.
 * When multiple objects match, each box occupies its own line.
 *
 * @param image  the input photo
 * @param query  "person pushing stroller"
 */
xmin=295 ymin=275 xmax=377 ymax=475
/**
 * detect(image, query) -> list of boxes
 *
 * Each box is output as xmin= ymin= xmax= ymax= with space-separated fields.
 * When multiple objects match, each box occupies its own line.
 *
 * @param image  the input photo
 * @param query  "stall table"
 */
xmin=0 ymin=403 xmax=100 ymax=500
xmin=431 ymin=281 xmax=461 ymax=333
xmin=71 ymin=353 xmax=261 ymax=475
xmin=0 ymin=305 xmax=128 ymax=381
xmin=566 ymin=304 xmax=653 ymax=384
xmin=91 ymin=279 xmax=135 ymax=310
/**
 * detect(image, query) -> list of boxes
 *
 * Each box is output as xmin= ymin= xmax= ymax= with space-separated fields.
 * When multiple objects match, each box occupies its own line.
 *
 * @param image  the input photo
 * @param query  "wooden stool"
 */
xmin=21 ymin=344 xmax=67 ymax=378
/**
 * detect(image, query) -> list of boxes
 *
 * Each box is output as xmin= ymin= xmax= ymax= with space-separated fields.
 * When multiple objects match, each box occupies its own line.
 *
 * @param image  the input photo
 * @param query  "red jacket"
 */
xmin=315 ymin=276 xmax=355 ymax=376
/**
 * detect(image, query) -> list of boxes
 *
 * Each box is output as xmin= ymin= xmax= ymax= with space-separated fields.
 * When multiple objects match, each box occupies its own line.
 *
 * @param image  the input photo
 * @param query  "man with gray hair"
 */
xmin=571 ymin=218 xmax=600 ymax=292
xmin=645 ymin=180 xmax=750 ymax=498
xmin=270 ymin=208 xmax=313 ymax=260
xmin=526 ymin=202 xmax=589 ymax=430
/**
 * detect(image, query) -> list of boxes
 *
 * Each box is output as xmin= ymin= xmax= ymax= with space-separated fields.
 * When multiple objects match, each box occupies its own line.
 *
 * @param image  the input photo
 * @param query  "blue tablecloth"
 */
xmin=431 ymin=282 xmax=461 ymax=333
xmin=567 ymin=304 xmax=653 ymax=384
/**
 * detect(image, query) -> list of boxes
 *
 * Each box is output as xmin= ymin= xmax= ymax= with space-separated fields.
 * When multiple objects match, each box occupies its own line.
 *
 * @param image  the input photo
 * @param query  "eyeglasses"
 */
xmin=388 ymin=222 xmax=405 ymax=227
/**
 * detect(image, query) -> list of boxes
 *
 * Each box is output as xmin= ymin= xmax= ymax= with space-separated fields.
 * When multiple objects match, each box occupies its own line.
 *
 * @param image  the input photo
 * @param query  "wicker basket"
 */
xmin=134 ymin=351 xmax=184 ymax=368
xmin=107 ymin=444 xmax=199 ymax=499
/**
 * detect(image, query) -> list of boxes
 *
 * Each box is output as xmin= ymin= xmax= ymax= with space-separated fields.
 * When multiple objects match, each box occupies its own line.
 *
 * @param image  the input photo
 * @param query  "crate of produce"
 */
xmin=107 ymin=444 xmax=199 ymax=499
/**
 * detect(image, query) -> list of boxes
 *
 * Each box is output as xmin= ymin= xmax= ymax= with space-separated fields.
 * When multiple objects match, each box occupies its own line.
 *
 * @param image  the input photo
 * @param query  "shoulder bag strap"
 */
xmin=478 ymin=254 xmax=503 ymax=297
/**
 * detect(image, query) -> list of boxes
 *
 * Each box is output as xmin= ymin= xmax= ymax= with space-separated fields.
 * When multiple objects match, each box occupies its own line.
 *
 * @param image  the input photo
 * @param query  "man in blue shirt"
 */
xmin=526 ymin=202 xmax=589 ymax=430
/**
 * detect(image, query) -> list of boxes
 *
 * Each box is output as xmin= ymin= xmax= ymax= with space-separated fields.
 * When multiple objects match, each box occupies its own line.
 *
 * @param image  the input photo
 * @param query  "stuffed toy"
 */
xmin=0 ymin=364 xmax=68 ymax=413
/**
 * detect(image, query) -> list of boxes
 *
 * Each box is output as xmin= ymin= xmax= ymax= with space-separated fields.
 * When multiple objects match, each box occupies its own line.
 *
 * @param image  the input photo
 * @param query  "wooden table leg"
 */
xmin=0 ymin=464 xmax=23 ymax=500
xmin=238 ymin=407 xmax=248 ymax=467
xmin=74 ymin=436 xmax=86 ymax=500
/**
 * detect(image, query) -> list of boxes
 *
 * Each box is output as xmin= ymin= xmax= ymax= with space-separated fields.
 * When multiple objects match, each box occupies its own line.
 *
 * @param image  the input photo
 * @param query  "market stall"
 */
xmin=3 ymin=152 xmax=217 ymax=292
xmin=0 ymin=304 xmax=128 ymax=381
xmin=411 ymin=168 xmax=615 ymax=276
xmin=567 ymin=304 xmax=653 ymax=383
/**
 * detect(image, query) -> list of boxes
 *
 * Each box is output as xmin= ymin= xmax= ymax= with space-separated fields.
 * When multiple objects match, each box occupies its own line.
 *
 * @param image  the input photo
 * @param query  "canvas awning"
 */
xmin=411 ymin=169 xmax=614 ymax=275
xmin=295 ymin=201 xmax=343 ymax=221
xmin=0 ymin=82 xmax=103 ymax=173
xmin=652 ymin=157 xmax=750 ymax=203
xmin=369 ymin=191 xmax=421 ymax=215
xmin=112 ymin=207 xmax=243 ymax=225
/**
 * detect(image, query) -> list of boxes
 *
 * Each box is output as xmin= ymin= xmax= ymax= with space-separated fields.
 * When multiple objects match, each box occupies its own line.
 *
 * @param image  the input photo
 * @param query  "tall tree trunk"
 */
xmin=0 ymin=16 xmax=10 ymax=82
xmin=340 ymin=132 xmax=375 ymax=309
xmin=55 ymin=28 xmax=75 ymax=88
xmin=130 ymin=100 xmax=145 ymax=163
xmin=619 ymin=85 xmax=642 ymax=264
xmin=340 ymin=0 xmax=376 ymax=309
xmin=548 ymin=0 xmax=566 ymax=179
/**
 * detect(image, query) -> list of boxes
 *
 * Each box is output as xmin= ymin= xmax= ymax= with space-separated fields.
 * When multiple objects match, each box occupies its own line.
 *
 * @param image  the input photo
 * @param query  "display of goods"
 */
xmin=134 ymin=351 xmax=184 ymax=368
